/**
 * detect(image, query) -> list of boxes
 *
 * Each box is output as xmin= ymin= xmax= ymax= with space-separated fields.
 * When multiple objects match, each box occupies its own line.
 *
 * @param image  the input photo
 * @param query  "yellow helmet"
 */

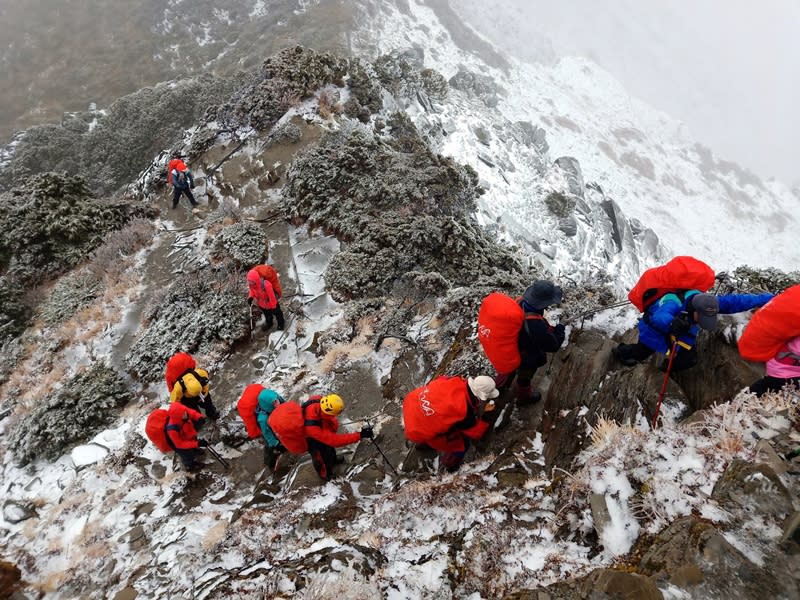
xmin=319 ymin=394 xmax=344 ymax=416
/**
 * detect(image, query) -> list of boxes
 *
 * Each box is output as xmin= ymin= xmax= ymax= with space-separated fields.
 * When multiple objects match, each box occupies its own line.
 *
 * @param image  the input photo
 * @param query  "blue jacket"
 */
xmin=638 ymin=290 xmax=774 ymax=354
xmin=255 ymin=389 xmax=285 ymax=448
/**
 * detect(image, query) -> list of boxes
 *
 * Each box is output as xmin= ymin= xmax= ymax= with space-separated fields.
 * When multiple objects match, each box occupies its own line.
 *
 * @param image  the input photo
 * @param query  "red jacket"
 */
xmin=247 ymin=268 xmax=277 ymax=309
xmin=425 ymin=420 xmax=488 ymax=453
xmin=166 ymin=402 xmax=203 ymax=450
xmin=167 ymin=159 xmax=187 ymax=185
xmin=302 ymin=397 xmax=361 ymax=447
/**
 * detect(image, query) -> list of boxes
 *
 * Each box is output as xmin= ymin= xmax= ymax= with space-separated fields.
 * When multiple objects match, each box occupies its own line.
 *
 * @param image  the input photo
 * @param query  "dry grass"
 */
xmin=316 ymin=90 xmax=342 ymax=120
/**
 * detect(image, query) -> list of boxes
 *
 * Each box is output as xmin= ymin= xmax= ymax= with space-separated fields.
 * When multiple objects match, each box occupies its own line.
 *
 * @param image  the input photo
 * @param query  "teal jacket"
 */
xmin=256 ymin=389 xmax=285 ymax=448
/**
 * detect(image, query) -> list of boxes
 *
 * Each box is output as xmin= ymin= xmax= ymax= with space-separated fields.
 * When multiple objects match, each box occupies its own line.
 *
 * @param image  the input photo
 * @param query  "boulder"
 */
xmin=553 ymin=156 xmax=584 ymax=199
xmin=711 ymin=459 xmax=793 ymax=521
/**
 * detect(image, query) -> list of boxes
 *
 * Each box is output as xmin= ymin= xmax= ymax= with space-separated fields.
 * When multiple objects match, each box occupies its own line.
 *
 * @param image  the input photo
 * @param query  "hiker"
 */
xmin=478 ymin=280 xmax=566 ymax=405
xmin=167 ymin=154 xmax=198 ymax=209
xmin=738 ymin=284 xmax=800 ymax=396
xmin=613 ymin=291 xmax=774 ymax=371
xmin=301 ymin=394 xmax=372 ymax=481
xmin=247 ymin=266 xmax=285 ymax=332
xmin=403 ymin=375 xmax=498 ymax=472
xmin=256 ymin=389 xmax=287 ymax=469
xmin=165 ymin=401 xmax=208 ymax=472
xmin=170 ymin=368 xmax=220 ymax=421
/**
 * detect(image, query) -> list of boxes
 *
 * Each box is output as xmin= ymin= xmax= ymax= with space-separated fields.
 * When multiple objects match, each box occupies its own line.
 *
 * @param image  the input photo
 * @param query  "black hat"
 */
xmin=522 ymin=280 xmax=563 ymax=310
xmin=690 ymin=293 xmax=719 ymax=330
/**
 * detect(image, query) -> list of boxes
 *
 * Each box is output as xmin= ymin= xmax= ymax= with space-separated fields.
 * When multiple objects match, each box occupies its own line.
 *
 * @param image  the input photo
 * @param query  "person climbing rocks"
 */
xmin=165 ymin=401 xmax=208 ymax=472
xmin=613 ymin=291 xmax=774 ymax=371
xmin=247 ymin=266 xmax=285 ymax=333
xmin=169 ymin=367 xmax=220 ymax=421
xmin=167 ymin=153 xmax=198 ymax=210
xmin=478 ymin=280 xmax=566 ymax=405
xmin=252 ymin=263 xmax=286 ymax=331
xmin=256 ymin=389 xmax=288 ymax=469
xmin=301 ymin=394 xmax=372 ymax=481
xmin=403 ymin=375 xmax=498 ymax=472
xmin=738 ymin=284 xmax=800 ymax=396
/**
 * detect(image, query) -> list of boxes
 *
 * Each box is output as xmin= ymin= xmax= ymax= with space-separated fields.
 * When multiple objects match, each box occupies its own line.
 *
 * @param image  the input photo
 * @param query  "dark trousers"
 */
xmin=616 ymin=342 xmax=698 ymax=372
xmin=261 ymin=304 xmax=285 ymax=330
xmin=166 ymin=436 xmax=200 ymax=469
xmin=172 ymin=186 xmax=197 ymax=208
xmin=181 ymin=394 xmax=219 ymax=420
xmin=750 ymin=376 xmax=800 ymax=397
xmin=307 ymin=438 xmax=337 ymax=481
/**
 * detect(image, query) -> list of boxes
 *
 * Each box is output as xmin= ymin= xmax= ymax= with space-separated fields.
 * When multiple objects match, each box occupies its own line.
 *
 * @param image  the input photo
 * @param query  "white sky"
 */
xmin=455 ymin=0 xmax=800 ymax=185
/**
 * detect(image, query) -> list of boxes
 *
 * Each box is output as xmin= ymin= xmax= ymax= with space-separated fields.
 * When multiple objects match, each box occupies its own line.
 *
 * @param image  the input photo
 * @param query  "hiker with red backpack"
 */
xmin=167 ymin=153 xmax=198 ymax=210
xmin=165 ymin=401 xmax=209 ymax=472
xmin=614 ymin=256 xmax=773 ymax=371
xmin=247 ymin=266 xmax=285 ymax=333
xmin=738 ymin=284 xmax=800 ymax=396
xmin=165 ymin=352 xmax=219 ymax=420
xmin=478 ymin=280 xmax=566 ymax=405
xmin=268 ymin=394 xmax=372 ymax=481
xmin=403 ymin=375 xmax=499 ymax=472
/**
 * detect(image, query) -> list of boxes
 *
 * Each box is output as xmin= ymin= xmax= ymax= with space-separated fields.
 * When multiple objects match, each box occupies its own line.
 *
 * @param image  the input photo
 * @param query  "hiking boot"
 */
xmin=517 ymin=390 xmax=542 ymax=406
xmin=186 ymin=462 xmax=204 ymax=473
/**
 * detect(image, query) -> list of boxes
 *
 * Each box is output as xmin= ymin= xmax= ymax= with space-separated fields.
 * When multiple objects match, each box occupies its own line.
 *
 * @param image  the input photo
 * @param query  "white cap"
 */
xmin=467 ymin=376 xmax=500 ymax=401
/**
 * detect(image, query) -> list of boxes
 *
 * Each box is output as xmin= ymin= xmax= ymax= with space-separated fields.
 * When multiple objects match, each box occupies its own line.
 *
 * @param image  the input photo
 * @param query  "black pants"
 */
xmin=181 ymin=394 xmax=220 ymax=420
xmin=615 ymin=342 xmax=698 ymax=372
xmin=166 ymin=436 xmax=200 ymax=469
xmin=261 ymin=304 xmax=285 ymax=330
xmin=172 ymin=186 xmax=197 ymax=208
xmin=750 ymin=376 xmax=800 ymax=397
xmin=307 ymin=438 xmax=337 ymax=481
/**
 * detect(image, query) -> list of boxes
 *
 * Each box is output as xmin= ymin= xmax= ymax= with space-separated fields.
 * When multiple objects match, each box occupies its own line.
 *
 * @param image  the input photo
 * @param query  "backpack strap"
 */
xmin=776 ymin=346 xmax=800 ymax=366
xmin=302 ymin=399 xmax=322 ymax=427
xmin=165 ymin=424 xmax=181 ymax=432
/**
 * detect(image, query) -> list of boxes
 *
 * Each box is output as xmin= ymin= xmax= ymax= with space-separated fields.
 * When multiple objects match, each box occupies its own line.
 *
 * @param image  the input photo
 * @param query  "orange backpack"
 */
xmin=628 ymin=256 xmax=715 ymax=312
xmin=268 ymin=402 xmax=308 ymax=454
xmin=739 ymin=284 xmax=800 ymax=362
xmin=477 ymin=292 xmax=526 ymax=373
xmin=402 ymin=377 xmax=469 ymax=444
xmin=237 ymin=383 xmax=265 ymax=439
xmin=145 ymin=409 xmax=172 ymax=453
xmin=254 ymin=264 xmax=282 ymax=298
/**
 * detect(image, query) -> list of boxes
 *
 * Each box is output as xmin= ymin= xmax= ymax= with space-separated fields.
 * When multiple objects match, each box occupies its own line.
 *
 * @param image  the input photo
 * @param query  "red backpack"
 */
xmin=477 ymin=292 xmax=526 ymax=373
xmin=628 ymin=256 xmax=715 ymax=312
xmin=402 ymin=377 xmax=470 ymax=444
xmin=165 ymin=352 xmax=196 ymax=391
xmin=268 ymin=402 xmax=308 ymax=454
xmin=145 ymin=409 xmax=172 ymax=453
xmin=739 ymin=284 xmax=800 ymax=362
xmin=237 ymin=384 xmax=265 ymax=439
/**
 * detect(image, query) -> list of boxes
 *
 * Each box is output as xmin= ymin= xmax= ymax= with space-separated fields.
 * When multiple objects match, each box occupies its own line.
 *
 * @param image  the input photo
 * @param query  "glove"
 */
xmin=360 ymin=426 xmax=374 ymax=440
xmin=197 ymin=439 xmax=209 ymax=447
xmin=483 ymin=400 xmax=496 ymax=413
xmin=669 ymin=315 xmax=691 ymax=336
xmin=196 ymin=417 xmax=207 ymax=429
xmin=247 ymin=297 xmax=253 ymax=305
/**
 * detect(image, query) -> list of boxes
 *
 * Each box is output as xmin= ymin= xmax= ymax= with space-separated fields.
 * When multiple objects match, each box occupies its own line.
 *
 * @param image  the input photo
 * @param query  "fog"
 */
xmin=455 ymin=0 xmax=800 ymax=185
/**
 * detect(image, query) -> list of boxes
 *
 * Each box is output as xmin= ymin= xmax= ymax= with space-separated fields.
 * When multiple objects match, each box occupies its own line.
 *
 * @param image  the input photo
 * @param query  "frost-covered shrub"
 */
xmin=125 ymin=268 xmax=249 ymax=381
xmin=0 ymin=173 xmax=150 ymax=285
xmin=374 ymin=50 xmax=448 ymax=105
xmin=0 ymin=276 xmax=29 ymax=342
xmin=272 ymin=122 xmax=303 ymax=145
xmin=38 ymin=271 xmax=103 ymax=325
xmin=218 ymin=46 xmax=351 ymax=131
xmin=211 ymin=221 xmax=268 ymax=267
xmin=8 ymin=363 xmax=132 ymax=465
xmin=729 ymin=266 xmax=800 ymax=294
xmin=1 ymin=75 xmax=237 ymax=195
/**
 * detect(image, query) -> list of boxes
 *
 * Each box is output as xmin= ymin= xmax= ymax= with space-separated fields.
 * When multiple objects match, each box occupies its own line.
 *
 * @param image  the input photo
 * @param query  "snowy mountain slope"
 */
xmin=354 ymin=0 xmax=800 ymax=277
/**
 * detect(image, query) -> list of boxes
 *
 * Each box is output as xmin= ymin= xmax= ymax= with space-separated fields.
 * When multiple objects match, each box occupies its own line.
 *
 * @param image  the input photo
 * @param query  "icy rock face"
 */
xmin=210 ymin=221 xmax=269 ymax=267
xmin=7 ymin=363 xmax=131 ymax=465
xmin=0 ymin=74 xmax=237 ymax=195
xmin=448 ymin=69 xmax=501 ymax=107
xmin=283 ymin=124 xmax=524 ymax=300
xmin=124 ymin=268 xmax=249 ymax=382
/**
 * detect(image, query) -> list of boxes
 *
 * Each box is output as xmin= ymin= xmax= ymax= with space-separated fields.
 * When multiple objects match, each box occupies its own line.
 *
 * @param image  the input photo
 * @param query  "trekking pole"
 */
xmin=652 ymin=341 xmax=678 ymax=429
xmin=366 ymin=423 xmax=398 ymax=475
xmin=206 ymin=445 xmax=230 ymax=470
